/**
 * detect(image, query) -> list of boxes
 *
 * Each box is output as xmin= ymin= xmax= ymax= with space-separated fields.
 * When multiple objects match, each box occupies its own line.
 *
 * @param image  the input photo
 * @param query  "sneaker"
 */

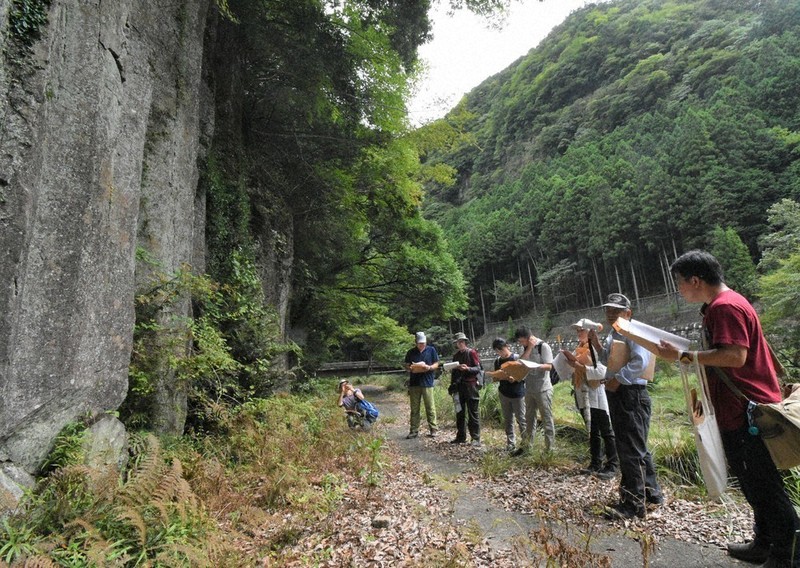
xmin=593 ymin=467 xmax=617 ymax=481
xmin=603 ymin=502 xmax=644 ymax=520
xmin=427 ymin=430 xmax=438 ymax=438
xmin=405 ymin=432 xmax=419 ymax=439
xmin=471 ymin=440 xmax=482 ymax=448
xmin=506 ymin=443 xmax=516 ymax=452
xmin=450 ymin=438 xmax=466 ymax=444
xmin=727 ymin=540 xmax=771 ymax=563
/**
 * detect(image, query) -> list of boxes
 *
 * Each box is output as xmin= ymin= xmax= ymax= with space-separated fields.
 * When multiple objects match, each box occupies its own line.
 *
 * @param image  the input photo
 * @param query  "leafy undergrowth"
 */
xmin=0 ymin=384 xmax=763 ymax=567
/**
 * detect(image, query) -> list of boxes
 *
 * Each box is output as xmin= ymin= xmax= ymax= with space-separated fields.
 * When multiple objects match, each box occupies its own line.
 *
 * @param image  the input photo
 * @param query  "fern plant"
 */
xmin=0 ymin=434 xmax=228 ymax=566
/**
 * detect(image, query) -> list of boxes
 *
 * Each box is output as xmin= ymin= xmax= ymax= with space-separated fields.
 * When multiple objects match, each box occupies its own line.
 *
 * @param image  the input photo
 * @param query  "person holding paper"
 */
xmin=565 ymin=320 xmax=618 ymax=480
xmin=403 ymin=331 xmax=439 ymax=439
xmin=448 ymin=332 xmax=483 ymax=447
xmin=491 ymin=338 xmax=526 ymax=453
xmin=591 ymin=293 xmax=663 ymax=520
xmin=661 ymin=250 xmax=798 ymax=568
xmin=514 ymin=326 xmax=555 ymax=453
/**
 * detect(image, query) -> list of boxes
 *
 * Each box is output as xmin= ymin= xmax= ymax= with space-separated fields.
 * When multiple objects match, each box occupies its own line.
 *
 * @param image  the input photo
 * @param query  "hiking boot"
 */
xmin=427 ymin=430 xmax=438 ymax=438
xmin=450 ymin=438 xmax=466 ymax=444
xmin=646 ymin=493 xmax=664 ymax=506
xmin=510 ymin=447 xmax=526 ymax=457
xmin=506 ymin=442 xmax=516 ymax=452
xmin=603 ymin=502 xmax=644 ymax=520
xmin=727 ymin=540 xmax=771 ymax=563
xmin=405 ymin=432 xmax=419 ymax=439
xmin=470 ymin=440 xmax=482 ymax=448
xmin=593 ymin=466 xmax=617 ymax=481
xmin=580 ymin=464 xmax=602 ymax=475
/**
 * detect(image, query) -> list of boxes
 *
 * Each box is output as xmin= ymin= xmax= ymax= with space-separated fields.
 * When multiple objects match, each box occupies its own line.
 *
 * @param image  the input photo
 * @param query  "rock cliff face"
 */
xmin=0 ymin=0 xmax=284 ymax=485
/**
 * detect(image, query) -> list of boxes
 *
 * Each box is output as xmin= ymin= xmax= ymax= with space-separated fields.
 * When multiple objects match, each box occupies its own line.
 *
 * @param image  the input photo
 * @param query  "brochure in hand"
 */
xmin=485 ymin=359 xmax=540 ymax=382
xmin=612 ymin=317 xmax=691 ymax=355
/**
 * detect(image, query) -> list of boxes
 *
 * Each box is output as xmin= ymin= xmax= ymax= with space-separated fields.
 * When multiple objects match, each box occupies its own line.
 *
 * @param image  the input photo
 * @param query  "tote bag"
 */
xmin=681 ymin=361 xmax=728 ymax=499
xmin=751 ymin=383 xmax=800 ymax=469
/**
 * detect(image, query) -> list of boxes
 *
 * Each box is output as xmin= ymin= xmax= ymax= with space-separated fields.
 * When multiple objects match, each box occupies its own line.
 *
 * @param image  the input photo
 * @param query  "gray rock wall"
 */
xmin=0 ymin=0 xmax=211 ymax=473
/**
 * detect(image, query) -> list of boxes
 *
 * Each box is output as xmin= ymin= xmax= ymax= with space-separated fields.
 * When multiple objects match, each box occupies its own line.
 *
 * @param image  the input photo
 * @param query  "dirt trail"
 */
xmin=365 ymin=385 xmax=749 ymax=567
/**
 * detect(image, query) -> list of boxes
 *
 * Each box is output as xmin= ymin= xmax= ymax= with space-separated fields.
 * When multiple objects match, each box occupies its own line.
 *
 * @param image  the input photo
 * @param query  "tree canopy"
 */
xmin=421 ymin=0 xmax=800 ymax=324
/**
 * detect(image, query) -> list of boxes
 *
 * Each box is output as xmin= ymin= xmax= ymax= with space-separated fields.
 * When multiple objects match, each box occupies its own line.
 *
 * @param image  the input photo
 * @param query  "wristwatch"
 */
xmin=679 ymin=351 xmax=694 ymax=365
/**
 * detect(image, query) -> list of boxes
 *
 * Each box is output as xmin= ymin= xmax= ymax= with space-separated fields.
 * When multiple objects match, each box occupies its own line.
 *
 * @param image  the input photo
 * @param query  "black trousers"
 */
xmin=722 ymin=426 xmax=799 ymax=560
xmin=589 ymin=407 xmax=618 ymax=470
xmin=455 ymin=381 xmax=481 ymax=442
xmin=606 ymin=385 xmax=662 ymax=512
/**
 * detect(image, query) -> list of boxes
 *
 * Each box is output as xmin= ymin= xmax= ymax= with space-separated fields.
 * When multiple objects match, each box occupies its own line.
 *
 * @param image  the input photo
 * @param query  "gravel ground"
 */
xmin=273 ymin=385 xmax=757 ymax=567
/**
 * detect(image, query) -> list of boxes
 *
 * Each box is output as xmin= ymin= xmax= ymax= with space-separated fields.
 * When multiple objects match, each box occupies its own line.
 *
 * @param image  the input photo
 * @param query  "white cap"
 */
xmin=415 ymin=331 xmax=426 ymax=343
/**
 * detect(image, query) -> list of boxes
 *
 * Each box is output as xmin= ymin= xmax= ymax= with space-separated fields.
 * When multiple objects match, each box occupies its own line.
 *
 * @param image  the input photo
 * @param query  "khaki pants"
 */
xmin=408 ymin=386 xmax=437 ymax=434
xmin=524 ymin=388 xmax=554 ymax=450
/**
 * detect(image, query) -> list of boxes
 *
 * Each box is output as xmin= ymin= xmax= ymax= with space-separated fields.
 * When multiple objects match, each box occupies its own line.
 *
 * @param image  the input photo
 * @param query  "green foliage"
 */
xmin=783 ymin=469 xmax=800 ymax=510
xmin=709 ymin=226 xmax=758 ymax=299
xmin=123 ymin=252 xmax=296 ymax=430
xmin=0 ymin=435 xmax=226 ymax=566
xmin=758 ymin=198 xmax=800 ymax=273
xmin=207 ymin=0 xmax=468 ymax=367
xmin=40 ymin=419 xmax=89 ymax=474
xmin=421 ymin=0 xmax=800 ymax=319
xmin=0 ymin=518 xmax=40 ymax=563
xmin=354 ymin=436 xmax=386 ymax=495
xmin=759 ymin=253 xmax=800 ymax=370
xmin=8 ymin=0 xmax=50 ymax=47
xmin=491 ymin=280 xmax=532 ymax=320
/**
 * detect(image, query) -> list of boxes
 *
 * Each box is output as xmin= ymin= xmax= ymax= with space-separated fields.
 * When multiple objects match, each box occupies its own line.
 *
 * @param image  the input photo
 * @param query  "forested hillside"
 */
xmin=422 ymin=0 xmax=800 ymax=322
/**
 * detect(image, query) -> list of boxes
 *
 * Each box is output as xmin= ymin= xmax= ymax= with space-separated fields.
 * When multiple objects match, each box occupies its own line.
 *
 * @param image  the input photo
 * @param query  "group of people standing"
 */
xmin=397 ymin=249 xmax=798 ymax=567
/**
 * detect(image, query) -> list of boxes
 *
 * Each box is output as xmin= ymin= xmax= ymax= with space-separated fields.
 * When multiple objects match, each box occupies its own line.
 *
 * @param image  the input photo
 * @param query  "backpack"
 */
xmin=357 ymin=399 xmax=379 ymax=421
xmin=537 ymin=343 xmax=560 ymax=385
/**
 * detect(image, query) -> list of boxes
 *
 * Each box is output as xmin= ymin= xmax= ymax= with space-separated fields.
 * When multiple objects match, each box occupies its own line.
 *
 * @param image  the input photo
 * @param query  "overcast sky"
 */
xmin=407 ymin=0 xmax=593 ymax=126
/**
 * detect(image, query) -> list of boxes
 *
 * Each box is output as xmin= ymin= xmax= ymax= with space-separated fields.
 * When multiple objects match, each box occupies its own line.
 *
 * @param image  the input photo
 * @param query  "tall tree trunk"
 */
xmin=592 ymin=257 xmax=603 ymax=304
xmin=527 ymin=261 xmax=538 ymax=317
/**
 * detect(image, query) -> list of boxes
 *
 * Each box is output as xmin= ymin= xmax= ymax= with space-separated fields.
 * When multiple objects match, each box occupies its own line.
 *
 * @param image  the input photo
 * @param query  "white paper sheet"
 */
xmin=613 ymin=317 xmax=691 ymax=353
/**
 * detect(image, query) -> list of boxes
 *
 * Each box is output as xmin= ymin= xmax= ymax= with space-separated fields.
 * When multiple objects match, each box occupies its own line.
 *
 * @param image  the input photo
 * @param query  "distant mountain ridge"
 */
xmin=422 ymin=0 xmax=800 ymax=322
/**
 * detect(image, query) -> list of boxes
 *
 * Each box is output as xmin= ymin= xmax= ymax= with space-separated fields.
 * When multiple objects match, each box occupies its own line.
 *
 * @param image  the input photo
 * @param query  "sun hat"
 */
xmin=571 ymin=318 xmax=604 ymax=331
xmin=453 ymin=332 xmax=469 ymax=342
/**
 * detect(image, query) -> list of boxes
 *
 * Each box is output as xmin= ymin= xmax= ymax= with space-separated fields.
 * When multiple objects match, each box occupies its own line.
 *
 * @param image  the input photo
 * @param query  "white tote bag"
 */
xmin=681 ymin=361 xmax=728 ymax=499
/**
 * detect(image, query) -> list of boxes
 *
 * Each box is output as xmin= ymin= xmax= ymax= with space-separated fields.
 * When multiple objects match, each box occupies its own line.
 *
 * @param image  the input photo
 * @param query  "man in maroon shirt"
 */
xmin=659 ymin=250 xmax=798 ymax=568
